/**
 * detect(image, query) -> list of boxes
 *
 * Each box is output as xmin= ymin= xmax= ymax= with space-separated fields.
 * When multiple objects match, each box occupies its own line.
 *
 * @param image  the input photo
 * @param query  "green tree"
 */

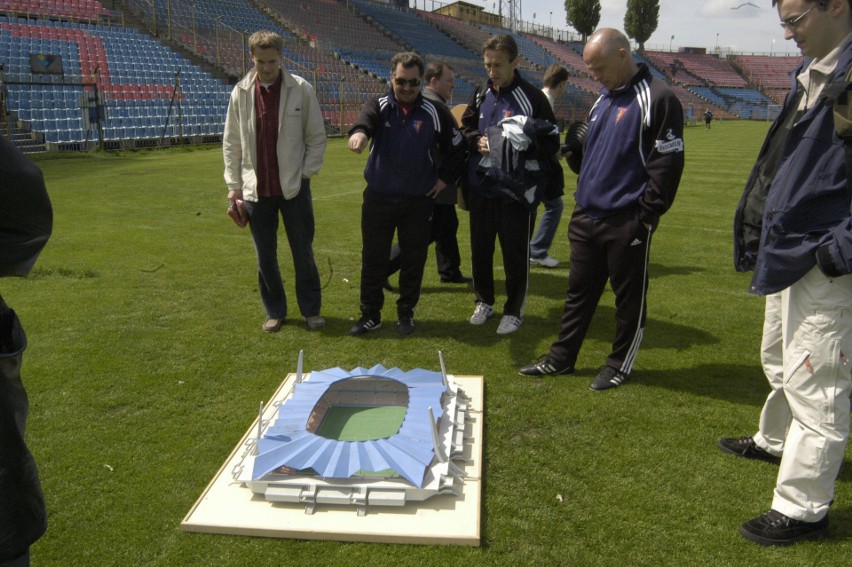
xmin=565 ymin=0 xmax=601 ymax=43
xmin=624 ymin=0 xmax=659 ymax=54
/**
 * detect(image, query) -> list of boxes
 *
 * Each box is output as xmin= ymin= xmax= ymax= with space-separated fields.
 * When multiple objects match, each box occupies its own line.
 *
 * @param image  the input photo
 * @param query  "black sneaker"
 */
xmin=396 ymin=315 xmax=415 ymax=337
xmin=717 ymin=436 xmax=781 ymax=465
xmin=349 ymin=315 xmax=381 ymax=336
xmin=739 ymin=509 xmax=829 ymax=546
xmin=440 ymin=273 xmax=473 ymax=284
xmin=589 ymin=366 xmax=628 ymax=391
xmin=518 ymin=355 xmax=574 ymax=376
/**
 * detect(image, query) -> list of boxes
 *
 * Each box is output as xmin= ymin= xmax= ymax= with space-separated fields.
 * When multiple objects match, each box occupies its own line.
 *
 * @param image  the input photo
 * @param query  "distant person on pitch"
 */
xmin=703 ymin=108 xmax=713 ymax=129
xmin=223 ymin=30 xmax=327 ymax=333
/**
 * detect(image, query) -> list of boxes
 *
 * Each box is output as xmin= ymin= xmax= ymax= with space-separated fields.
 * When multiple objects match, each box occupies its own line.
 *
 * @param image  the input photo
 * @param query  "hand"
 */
xmin=426 ymin=180 xmax=447 ymax=198
xmin=477 ymin=135 xmax=489 ymax=156
xmin=348 ymin=132 xmax=368 ymax=154
xmin=227 ymin=189 xmax=243 ymax=205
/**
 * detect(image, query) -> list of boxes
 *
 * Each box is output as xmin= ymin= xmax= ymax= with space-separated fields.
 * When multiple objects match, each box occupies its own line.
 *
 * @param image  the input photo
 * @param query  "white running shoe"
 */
xmin=530 ymin=256 xmax=559 ymax=268
xmin=496 ymin=315 xmax=522 ymax=335
xmin=469 ymin=303 xmax=494 ymax=325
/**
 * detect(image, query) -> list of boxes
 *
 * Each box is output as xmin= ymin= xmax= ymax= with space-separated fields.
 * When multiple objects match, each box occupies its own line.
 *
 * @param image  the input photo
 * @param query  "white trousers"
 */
xmin=752 ymin=267 xmax=852 ymax=521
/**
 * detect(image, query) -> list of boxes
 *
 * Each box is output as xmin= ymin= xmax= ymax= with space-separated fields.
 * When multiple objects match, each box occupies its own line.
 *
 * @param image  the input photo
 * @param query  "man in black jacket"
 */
xmin=347 ymin=52 xmax=465 ymax=336
xmin=0 ymin=134 xmax=52 ymax=566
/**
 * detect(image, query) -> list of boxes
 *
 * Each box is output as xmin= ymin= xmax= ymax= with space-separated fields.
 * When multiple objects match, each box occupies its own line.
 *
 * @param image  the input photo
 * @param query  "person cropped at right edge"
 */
xmin=519 ymin=28 xmax=684 ymax=390
xmin=718 ymin=0 xmax=852 ymax=547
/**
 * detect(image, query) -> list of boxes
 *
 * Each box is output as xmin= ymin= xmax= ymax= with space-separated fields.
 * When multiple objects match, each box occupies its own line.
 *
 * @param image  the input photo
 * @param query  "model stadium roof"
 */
xmin=252 ymin=364 xmax=447 ymax=486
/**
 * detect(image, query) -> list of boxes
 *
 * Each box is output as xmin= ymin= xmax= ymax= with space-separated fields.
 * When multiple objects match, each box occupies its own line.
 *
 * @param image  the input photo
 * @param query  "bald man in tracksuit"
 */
xmin=520 ymin=29 xmax=684 ymax=390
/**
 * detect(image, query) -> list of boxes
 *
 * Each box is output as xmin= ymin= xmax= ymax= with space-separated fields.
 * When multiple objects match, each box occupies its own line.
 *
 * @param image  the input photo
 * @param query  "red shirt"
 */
xmin=254 ymin=72 xmax=283 ymax=198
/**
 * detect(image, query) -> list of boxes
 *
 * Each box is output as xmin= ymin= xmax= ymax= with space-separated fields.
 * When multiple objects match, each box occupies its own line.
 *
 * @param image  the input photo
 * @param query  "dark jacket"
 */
xmin=422 ymin=87 xmax=459 ymax=206
xmin=348 ymin=89 xmax=465 ymax=202
xmin=576 ymin=64 xmax=684 ymax=228
xmin=0 ymin=134 xmax=51 ymax=561
xmin=734 ymin=37 xmax=852 ymax=295
xmin=460 ymin=70 xmax=560 ymax=200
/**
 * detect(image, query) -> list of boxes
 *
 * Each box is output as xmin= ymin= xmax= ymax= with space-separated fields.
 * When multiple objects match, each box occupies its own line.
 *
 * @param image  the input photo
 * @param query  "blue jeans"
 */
xmin=530 ymin=196 xmax=564 ymax=259
xmin=243 ymin=179 xmax=321 ymax=319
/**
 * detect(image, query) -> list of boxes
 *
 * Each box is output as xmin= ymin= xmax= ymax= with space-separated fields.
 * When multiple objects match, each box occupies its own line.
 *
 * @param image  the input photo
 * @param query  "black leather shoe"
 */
xmin=440 ymin=274 xmax=472 ymax=284
xmin=717 ymin=436 xmax=781 ymax=464
xmin=349 ymin=316 xmax=381 ymax=336
xmin=589 ymin=366 xmax=628 ymax=391
xmin=740 ymin=510 xmax=829 ymax=546
xmin=519 ymin=355 xmax=574 ymax=376
xmin=396 ymin=316 xmax=415 ymax=337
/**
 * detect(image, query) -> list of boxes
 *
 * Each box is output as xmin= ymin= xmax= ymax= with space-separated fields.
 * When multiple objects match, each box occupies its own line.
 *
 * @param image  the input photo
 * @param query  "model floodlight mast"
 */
xmin=232 ymin=351 xmax=472 ymax=516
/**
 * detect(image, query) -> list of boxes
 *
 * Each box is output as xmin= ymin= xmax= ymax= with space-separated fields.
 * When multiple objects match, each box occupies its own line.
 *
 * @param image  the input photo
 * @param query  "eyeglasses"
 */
xmin=779 ymin=5 xmax=815 ymax=29
xmin=393 ymin=77 xmax=421 ymax=88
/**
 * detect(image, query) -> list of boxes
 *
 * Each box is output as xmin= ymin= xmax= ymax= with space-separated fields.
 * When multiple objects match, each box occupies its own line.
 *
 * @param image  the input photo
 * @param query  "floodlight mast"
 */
xmin=501 ymin=0 xmax=522 ymax=32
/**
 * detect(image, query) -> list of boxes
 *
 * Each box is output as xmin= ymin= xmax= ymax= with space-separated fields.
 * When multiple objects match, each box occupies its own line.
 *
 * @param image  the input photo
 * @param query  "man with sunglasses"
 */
xmin=720 ymin=0 xmax=852 ymax=546
xmin=347 ymin=52 xmax=465 ymax=336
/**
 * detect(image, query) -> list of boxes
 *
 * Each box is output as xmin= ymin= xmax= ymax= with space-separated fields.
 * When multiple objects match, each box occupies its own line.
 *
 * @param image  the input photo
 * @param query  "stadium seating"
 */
xmin=0 ymin=0 xmax=805 ymax=152
xmin=1 ymin=18 xmax=231 ymax=147
xmin=2 ymin=0 xmax=111 ymax=21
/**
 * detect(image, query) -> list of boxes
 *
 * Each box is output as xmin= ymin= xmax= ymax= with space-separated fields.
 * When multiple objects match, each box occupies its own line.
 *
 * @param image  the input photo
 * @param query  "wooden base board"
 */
xmin=181 ymin=374 xmax=484 ymax=546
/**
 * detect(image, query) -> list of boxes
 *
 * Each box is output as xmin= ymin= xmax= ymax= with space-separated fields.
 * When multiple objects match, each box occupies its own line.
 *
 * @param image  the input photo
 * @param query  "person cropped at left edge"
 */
xmin=1 ymin=133 xmax=52 ymax=567
xmin=347 ymin=52 xmax=466 ymax=337
xmin=223 ymin=30 xmax=327 ymax=333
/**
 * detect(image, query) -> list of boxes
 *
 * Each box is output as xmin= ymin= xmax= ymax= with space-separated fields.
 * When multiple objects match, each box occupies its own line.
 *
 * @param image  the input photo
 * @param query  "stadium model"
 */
xmin=233 ymin=352 xmax=471 ymax=516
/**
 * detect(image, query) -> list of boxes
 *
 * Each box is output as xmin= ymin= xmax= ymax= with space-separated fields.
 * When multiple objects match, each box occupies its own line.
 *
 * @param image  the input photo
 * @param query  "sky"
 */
xmin=475 ymin=0 xmax=800 ymax=56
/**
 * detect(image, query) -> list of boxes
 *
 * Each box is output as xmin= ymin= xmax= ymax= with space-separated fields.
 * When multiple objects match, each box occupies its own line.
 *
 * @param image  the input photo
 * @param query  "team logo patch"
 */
xmin=503 ymin=110 xmax=513 ymax=119
xmin=615 ymin=107 xmax=628 ymax=123
xmin=413 ymin=120 xmax=423 ymax=133
xmin=655 ymin=128 xmax=684 ymax=153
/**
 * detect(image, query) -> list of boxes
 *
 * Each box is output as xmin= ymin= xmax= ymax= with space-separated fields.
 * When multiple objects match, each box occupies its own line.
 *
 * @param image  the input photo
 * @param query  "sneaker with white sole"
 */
xmin=496 ymin=315 xmax=522 ymax=334
xmin=530 ymin=255 xmax=559 ymax=268
xmin=469 ymin=303 xmax=494 ymax=325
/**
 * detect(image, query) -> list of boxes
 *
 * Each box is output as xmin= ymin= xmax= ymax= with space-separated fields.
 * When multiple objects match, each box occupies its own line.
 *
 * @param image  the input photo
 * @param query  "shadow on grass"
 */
xmin=630 ymin=364 xmax=770 ymax=406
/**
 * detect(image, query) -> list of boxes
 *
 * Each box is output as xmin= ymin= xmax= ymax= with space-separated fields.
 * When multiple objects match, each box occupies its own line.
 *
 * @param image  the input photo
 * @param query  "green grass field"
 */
xmin=3 ymin=121 xmax=849 ymax=565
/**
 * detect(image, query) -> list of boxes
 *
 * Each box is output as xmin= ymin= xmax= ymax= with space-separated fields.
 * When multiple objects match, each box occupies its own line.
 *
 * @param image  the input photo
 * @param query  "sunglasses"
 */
xmin=393 ymin=77 xmax=421 ymax=88
xmin=779 ymin=5 xmax=815 ymax=29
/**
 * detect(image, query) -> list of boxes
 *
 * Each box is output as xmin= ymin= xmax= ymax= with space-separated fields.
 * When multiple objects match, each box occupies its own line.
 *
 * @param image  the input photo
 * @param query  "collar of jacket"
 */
xmin=237 ymin=68 xmax=298 ymax=91
xmin=486 ymin=69 xmax=524 ymax=95
xmin=385 ymin=87 xmax=425 ymax=110
xmin=605 ymin=63 xmax=651 ymax=96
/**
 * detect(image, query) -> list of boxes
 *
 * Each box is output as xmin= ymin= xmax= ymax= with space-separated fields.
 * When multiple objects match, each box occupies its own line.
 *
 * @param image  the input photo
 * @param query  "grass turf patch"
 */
xmin=3 ymin=121 xmax=849 ymax=565
xmin=317 ymin=405 xmax=407 ymax=442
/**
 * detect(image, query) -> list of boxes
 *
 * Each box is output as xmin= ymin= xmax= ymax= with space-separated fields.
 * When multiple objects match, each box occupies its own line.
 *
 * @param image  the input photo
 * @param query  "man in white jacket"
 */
xmin=223 ymin=30 xmax=327 ymax=332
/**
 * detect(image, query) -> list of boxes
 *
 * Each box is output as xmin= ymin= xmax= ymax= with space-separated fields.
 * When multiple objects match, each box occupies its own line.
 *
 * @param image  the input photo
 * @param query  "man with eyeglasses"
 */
xmin=720 ymin=0 xmax=852 ymax=546
xmin=347 ymin=52 xmax=465 ymax=337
